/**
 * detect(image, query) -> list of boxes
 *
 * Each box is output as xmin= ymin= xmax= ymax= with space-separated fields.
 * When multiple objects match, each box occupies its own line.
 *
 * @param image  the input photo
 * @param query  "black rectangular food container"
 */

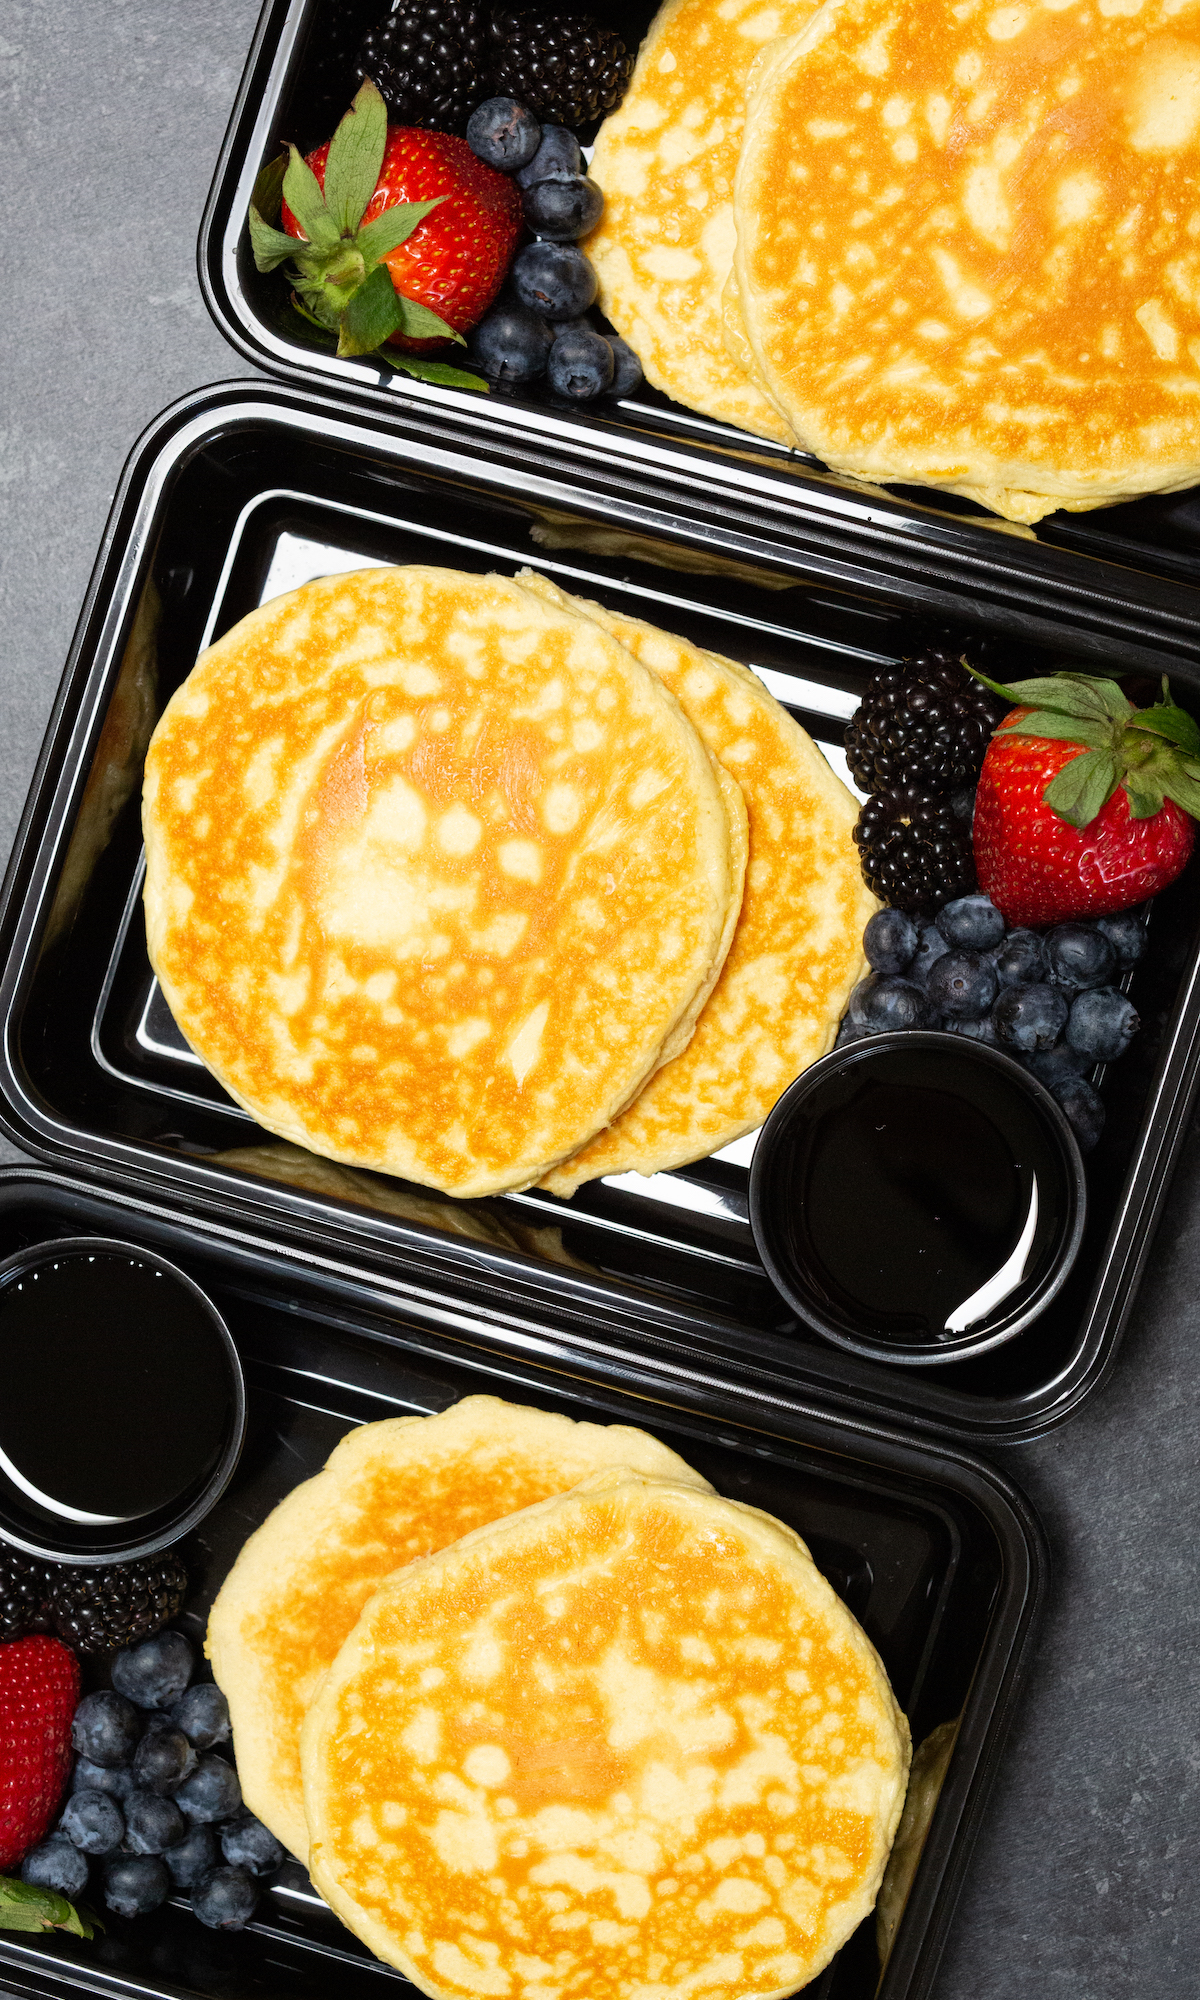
xmin=199 ymin=0 xmax=1200 ymax=597
xmin=0 ymin=1166 xmax=1045 ymax=2000
xmin=4 ymin=380 xmax=1200 ymax=1452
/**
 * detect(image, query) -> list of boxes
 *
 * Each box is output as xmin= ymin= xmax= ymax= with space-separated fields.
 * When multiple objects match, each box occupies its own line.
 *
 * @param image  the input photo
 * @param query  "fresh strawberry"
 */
xmin=969 ymin=669 xmax=1200 ymax=927
xmin=0 ymin=1636 xmax=80 ymax=1871
xmin=285 ymin=127 xmax=520 ymax=350
xmin=249 ymin=78 xmax=519 ymax=387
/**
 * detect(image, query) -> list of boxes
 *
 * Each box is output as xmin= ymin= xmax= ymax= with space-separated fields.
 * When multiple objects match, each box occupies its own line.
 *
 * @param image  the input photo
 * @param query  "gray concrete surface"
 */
xmin=2 ymin=1 xmax=1198 ymax=1994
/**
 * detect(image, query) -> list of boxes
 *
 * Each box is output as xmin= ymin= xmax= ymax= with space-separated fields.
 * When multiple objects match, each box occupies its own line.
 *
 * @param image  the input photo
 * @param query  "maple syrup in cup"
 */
xmin=0 ymin=1237 xmax=244 ymax=1561
xmin=749 ymin=1034 xmax=1086 ymax=1366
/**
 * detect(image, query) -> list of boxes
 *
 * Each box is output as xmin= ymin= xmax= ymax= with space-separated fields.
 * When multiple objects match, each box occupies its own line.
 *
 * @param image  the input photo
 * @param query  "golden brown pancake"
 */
xmin=735 ymin=0 xmax=1200 ymax=522
xmin=207 ymin=1397 xmax=712 ymax=1862
xmin=514 ymin=575 xmax=874 ymax=1193
xmin=142 ymin=565 xmax=738 ymax=1198
xmin=302 ymin=1469 xmax=911 ymax=2000
xmin=588 ymin=0 xmax=818 ymax=443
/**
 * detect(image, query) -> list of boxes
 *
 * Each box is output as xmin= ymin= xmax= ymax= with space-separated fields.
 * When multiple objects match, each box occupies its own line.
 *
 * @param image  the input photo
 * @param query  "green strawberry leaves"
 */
xmin=1042 ymin=749 xmax=1121 ymax=826
xmin=338 ymin=263 xmax=461 ymax=356
xmin=281 ymin=144 xmax=341 ymax=248
xmin=357 ymin=198 xmax=442 ymax=264
xmin=387 ymin=355 xmax=488 ymax=388
xmin=247 ymin=80 xmax=476 ymax=373
xmin=0 ymin=1876 xmax=99 ymax=1939
xmin=967 ymin=662 xmax=1200 ymax=832
xmin=322 ymin=75 xmax=387 ymax=235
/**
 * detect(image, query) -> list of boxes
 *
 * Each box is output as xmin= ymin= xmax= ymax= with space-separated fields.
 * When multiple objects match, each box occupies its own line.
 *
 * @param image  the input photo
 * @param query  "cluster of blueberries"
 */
xmin=838 ymin=894 xmax=1146 ymax=1151
xmin=20 ymin=1631 xmax=280 ymax=1930
xmin=465 ymin=97 xmax=641 ymax=400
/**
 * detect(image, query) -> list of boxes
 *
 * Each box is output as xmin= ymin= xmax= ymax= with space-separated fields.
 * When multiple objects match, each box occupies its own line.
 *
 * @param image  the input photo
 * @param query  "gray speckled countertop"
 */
xmin=3 ymin=2 xmax=1198 ymax=1993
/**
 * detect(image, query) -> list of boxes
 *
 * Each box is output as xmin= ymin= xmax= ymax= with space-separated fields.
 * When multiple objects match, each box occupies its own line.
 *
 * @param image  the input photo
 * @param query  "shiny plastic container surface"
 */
xmin=3 ymin=383 xmax=1200 ymax=1450
xmin=199 ymin=0 xmax=1200 ymax=606
xmin=0 ymin=1167 xmax=1045 ymax=2000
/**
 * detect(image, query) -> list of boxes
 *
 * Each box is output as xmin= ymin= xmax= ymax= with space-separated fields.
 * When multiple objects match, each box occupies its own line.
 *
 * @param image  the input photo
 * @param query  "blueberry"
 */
xmin=949 ymin=784 xmax=977 ymax=824
xmin=170 ymin=1683 xmax=231 ymax=1750
xmin=465 ymin=96 xmax=541 ymax=173
xmin=935 ymin=894 xmax=1006 ymax=952
xmin=863 ymin=908 xmax=919 ymax=976
xmin=123 ymin=1788 xmax=185 ymax=1854
xmin=547 ymin=325 xmax=615 ymax=400
xmin=1045 ymin=922 xmax=1117 ymax=993
xmin=133 ymin=1723 xmax=196 ymax=1794
xmin=61 ymin=1789 xmax=125 ymax=1856
xmin=1024 ymin=1045 xmax=1090 ymax=1090
xmin=192 ymin=1864 xmax=260 ymax=1932
xmin=604 ymin=336 xmax=643 ymax=399
xmin=1096 ymin=906 xmax=1148 ymax=967
xmin=467 ymin=303 xmax=554 ymax=385
xmin=943 ymin=1014 xmax=1001 ymax=1048
xmin=1049 ymin=1074 xmax=1106 ymax=1152
xmin=71 ymin=1756 xmax=138 ymax=1800
xmin=849 ymin=973 xmax=933 ymax=1033
xmin=992 ymin=928 xmax=1047 ymax=988
xmin=834 ymin=1014 xmax=867 ymax=1047
xmin=516 ymin=124 xmax=583 ymax=187
xmin=111 ymin=1630 xmax=194 ymax=1711
xmin=993 ymin=982 xmax=1069 ymax=1052
xmin=72 ymin=1690 xmax=141 ymax=1768
xmin=522 ymin=174 xmax=604 ymax=240
xmin=21 ymin=1835 xmax=90 ymax=1901
xmin=102 ymin=1853 xmax=170 ymax=1919
xmin=909 ymin=921 xmax=951 ymax=990
xmin=511 ymin=239 xmax=597 ymax=320
xmin=1065 ymin=986 xmax=1140 ymax=1062
xmin=176 ymin=1753 xmax=242 ymax=1824
xmin=163 ymin=1823 xmax=219 ymax=1890
xmin=924 ymin=949 xmax=998 ymax=1020
xmin=220 ymin=1813 xmax=285 ymax=1878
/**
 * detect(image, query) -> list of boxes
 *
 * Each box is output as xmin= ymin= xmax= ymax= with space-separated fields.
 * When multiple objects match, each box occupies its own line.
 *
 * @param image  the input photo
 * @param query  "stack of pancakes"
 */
xmin=208 ymin=1395 xmax=912 ymax=2000
xmin=143 ymin=563 xmax=871 ymax=1200
xmin=591 ymin=0 xmax=1200 ymax=523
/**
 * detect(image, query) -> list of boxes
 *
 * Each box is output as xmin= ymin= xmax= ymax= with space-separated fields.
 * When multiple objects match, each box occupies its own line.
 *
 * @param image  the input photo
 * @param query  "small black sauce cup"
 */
xmin=749 ymin=1032 xmax=1088 ymax=1367
xmin=0 ymin=1236 xmax=245 ymax=1563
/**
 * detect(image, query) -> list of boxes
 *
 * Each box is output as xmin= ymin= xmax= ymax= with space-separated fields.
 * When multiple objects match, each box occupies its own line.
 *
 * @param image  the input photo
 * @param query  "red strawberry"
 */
xmin=0 ymin=1635 xmax=80 ymax=1870
xmin=285 ymin=127 xmax=520 ymax=351
xmin=969 ymin=670 xmax=1200 ymax=927
xmin=249 ymin=78 xmax=518 ymax=387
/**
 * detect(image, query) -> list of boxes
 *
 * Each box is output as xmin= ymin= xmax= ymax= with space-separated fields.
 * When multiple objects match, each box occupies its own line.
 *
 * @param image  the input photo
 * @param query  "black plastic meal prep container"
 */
xmin=0 ymin=1165 xmax=1045 ymax=2000
xmin=201 ymin=0 xmax=1200 ymax=597
xmin=5 ymin=377 xmax=1200 ymax=1460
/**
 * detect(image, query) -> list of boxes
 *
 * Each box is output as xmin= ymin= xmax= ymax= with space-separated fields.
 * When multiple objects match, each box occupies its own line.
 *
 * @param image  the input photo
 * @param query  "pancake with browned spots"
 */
xmin=513 ymin=574 xmax=873 ymax=1193
xmin=302 ymin=1468 xmax=910 ymax=2000
xmin=206 ymin=1397 xmax=712 ymax=1862
xmin=587 ymin=0 xmax=818 ymax=443
xmin=142 ymin=566 xmax=739 ymax=1197
xmin=734 ymin=0 xmax=1200 ymax=522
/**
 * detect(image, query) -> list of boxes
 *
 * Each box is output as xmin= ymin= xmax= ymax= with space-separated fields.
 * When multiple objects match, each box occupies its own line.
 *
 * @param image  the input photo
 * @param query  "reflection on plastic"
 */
xmin=945 ymin=1175 xmax=1040 ymax=1335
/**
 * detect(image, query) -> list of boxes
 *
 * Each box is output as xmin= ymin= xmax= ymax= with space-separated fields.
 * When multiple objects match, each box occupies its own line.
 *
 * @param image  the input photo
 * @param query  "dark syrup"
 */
xmin=783 ymin=1045 xmax=1070 ymax=1344
xmin=0 ymin=1253 xmax=232 ymax=1522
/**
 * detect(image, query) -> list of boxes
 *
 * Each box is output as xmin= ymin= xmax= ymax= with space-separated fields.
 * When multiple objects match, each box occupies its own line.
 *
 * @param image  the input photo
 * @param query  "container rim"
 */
xmin=197 ymin=0 xmax=1200 ymax=652
xmin=3 ymin=382 xmax=1200 ymax=1451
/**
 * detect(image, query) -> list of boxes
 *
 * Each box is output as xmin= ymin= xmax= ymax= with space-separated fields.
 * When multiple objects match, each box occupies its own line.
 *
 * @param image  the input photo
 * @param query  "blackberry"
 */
xmin=0 ymin=1547 xmax=53 ymax=1642
xmin=845 ymin=648 xmax=1008 ymax=798
xmin=357 ymin=0 xmax=489 ymax=132
xmin=852 ymin=787 xmax=978 ymax=916
xmin=487 ymin=10 xmax=635 ymax=128
xmin=49 ymin=1554 xmax=188 ymax=1654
